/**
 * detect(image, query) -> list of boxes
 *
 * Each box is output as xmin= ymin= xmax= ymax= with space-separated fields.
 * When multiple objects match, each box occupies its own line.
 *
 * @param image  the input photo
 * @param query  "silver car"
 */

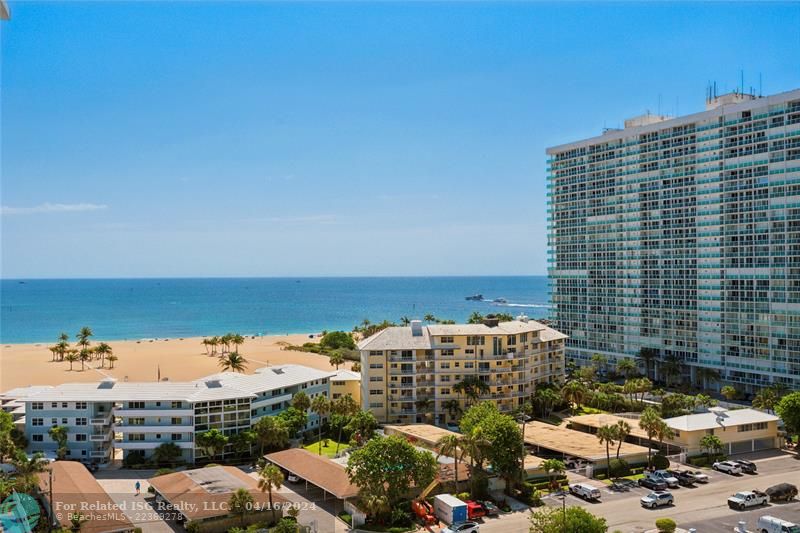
xmin=640 ymin=491 xmax=674 ymax=509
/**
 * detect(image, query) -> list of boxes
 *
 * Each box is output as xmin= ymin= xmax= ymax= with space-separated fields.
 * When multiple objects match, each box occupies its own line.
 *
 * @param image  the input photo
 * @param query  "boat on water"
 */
xmin=465 ymin=294 xmax=484 ymax=301
xmin=492 ymin=297 xmax=508 ymax=304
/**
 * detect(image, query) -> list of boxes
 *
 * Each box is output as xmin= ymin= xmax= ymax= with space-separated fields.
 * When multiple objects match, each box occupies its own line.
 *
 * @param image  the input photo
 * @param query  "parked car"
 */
xmin=766 ymin=483 xmax=799 ymax=503
xmin=735 ymin=459 xmax=758 ymax=474
xmin=442 ymin=521 xmax=480 ymax=533
xmin=650 ymin=470 xmax=680 ymax=488
xmin=713 ymin=461 xmax=742 ymax=475
xmin=687 ymin=469 xmax=709 ymax=483
xmin=727 ymin=490 xmax=768 ymax=510
xmin=478 ymin=501 xmax=499 ymax=516
xmin=569 ymin=483 xmax=602 ymax=501
xmin=756 ymin=515 xmax=800 ymax=533
xmin=640 ymin=491 xmax=674 ymax=509
xmin=667 ymin=470 xmax=696 ymax=487
xmin=638 ymin=477 xmax=668 ymax=491
xmin=286 ymin=473 xmax=301 ymax=483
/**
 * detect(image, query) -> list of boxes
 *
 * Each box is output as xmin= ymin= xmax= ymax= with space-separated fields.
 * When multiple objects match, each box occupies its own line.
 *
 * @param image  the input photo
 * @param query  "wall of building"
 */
xmin=671 ymin=420 xmax=779 ymax=455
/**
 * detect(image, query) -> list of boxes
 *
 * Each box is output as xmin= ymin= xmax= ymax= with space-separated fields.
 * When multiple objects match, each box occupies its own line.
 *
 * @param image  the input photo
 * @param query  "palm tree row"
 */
xmin=48 ymin=328 xmax=120 ymax=371
xmin=202 ymin=333 xmax=246 ymax=356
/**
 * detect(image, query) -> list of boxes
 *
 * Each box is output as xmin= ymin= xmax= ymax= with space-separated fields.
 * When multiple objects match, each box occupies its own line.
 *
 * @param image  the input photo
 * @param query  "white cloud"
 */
xmin=1 ymin=203 xmax=109 ymax=216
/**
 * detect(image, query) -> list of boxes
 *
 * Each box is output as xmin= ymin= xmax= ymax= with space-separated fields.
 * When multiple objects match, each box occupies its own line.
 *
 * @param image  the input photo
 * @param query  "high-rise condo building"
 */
xmin=358 ymin=317 xmax=566 ymax=425
xmin=547 ymin=88 xmax=800 ymax=392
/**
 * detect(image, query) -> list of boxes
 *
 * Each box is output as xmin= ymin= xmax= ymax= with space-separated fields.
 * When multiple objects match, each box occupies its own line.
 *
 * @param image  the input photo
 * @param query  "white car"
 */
xmin=569 ymin=483 xmax=602 ymax=501
xmin=640 ymin=491 xmax=674 ymax=509
xmin=687 ymin=470 xmax=709 ymax=483
xmin=442 ymin=521 xmax=480 ymax=533
xmin=286 ymin=474 xmax=301 ymax=483
xmin=757 ymin=515 xmax=800 ymax=533
xmin=713 ymin=461 xmax=742 ymax=475
xmin=727 ymin=490 xmax=768 ymax=510
xmin=651 ymin=470 xmax=680 ymax=488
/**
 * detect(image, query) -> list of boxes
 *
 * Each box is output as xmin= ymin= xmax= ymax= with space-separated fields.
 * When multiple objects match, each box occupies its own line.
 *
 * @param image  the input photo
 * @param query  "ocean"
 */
xmin=0 ymin=277 xmax=551 ymax=344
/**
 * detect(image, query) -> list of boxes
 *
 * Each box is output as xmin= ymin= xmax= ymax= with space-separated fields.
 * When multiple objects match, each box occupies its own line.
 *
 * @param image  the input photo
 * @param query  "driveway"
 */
xmin=95 ymin=468 xmax=180 ymax=533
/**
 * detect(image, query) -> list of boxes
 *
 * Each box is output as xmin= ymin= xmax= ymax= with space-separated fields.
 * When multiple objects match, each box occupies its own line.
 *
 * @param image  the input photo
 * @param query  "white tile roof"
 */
xmin=331 ymin=370 xmax=360 ymax=382
xmin=665 ymin=408 xmax=779 ymax=432
xmin=0 ymin=385 xmax=55 ymax=400
xmin=14 ymin=364 xmax=331 ymax=404
xmin=358 ymin=320 xmax=566 ymax=350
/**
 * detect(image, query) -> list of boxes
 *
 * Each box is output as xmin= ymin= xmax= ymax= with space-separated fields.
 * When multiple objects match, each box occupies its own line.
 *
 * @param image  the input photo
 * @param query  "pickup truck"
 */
xmin=650 ymin=470 xmax=680 ymax=488
xmin=667 ymin=470 xmax=696 ymax=487
xmin=727 ymin=490 xmax=768 ymax=510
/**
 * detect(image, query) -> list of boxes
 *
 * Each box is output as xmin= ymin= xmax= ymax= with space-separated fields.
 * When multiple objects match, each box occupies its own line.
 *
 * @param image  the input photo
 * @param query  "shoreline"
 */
xmin=0 ymin=333 xmax=355 ymax=392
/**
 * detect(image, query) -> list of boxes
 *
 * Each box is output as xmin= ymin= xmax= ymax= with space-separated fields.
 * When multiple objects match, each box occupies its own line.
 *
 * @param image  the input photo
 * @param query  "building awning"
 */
xmin=265 ymin=448 xmax=359 ymax=500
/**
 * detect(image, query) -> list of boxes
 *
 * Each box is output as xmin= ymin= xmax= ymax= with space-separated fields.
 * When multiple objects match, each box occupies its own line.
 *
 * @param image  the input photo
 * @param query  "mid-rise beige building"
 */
xmin=358 ymin=317 xmax=567 ymax=425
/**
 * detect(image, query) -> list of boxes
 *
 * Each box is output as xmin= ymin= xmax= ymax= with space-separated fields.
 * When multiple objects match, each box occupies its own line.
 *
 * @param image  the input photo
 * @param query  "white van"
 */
xmin=757 ymin=515 xmax=800 ymax=533
xmin=568 ymin=482 xmax=602 ymax=501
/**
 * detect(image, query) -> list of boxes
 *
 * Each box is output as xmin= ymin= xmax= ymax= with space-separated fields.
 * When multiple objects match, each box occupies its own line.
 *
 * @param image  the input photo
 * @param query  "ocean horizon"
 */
xmin=0 ymin=276 xmax=551 ymax=344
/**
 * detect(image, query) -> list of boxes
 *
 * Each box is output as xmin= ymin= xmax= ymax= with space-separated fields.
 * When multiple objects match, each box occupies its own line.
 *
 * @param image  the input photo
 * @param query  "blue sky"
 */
xmin=2 ymin=1 xmax=799 ymax=278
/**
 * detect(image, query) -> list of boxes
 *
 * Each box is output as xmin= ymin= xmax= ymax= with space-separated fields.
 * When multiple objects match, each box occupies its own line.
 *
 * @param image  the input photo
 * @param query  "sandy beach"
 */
xmin=0 ymin=334 xmax=355 ymax=391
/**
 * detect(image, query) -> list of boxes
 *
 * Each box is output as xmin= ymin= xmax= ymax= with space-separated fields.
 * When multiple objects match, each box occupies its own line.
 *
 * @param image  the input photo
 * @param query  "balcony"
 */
xmin=252 ymin=393 xmax=292 ymax=407
xmin=116 ymin=425 xmax=189 ymax=433
xmin=115 ymin=408 xmax=193 ymax=417
xmin=90 ymin=414 xmax=113 ymax=426
xmin=116 ymin=441 xmax=194 ymax=450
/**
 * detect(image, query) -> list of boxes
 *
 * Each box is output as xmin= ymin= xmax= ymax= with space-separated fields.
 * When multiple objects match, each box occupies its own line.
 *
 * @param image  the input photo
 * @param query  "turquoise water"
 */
xmin=0 ymin=277 xmax=550 ymax=343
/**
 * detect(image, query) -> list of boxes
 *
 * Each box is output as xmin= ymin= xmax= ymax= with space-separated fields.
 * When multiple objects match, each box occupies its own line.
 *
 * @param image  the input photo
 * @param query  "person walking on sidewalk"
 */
xmin=135 ymin=481 xmax=141 ymax=496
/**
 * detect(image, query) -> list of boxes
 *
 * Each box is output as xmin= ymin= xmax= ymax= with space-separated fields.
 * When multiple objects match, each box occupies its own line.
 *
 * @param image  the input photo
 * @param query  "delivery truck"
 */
xmin=434 ymin=494 xmax=468 ymax=525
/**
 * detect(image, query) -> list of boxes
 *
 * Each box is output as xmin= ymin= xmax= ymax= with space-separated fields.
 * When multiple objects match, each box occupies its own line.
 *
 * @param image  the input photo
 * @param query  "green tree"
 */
xmin=346 ymin=435 xmax=437 ymax=508
xmin=775 ymin=392 xmax=800 ymax=436
xmin=443 ymin=399 xmax=462 ymax=422
xmin=699 ymin=434 xmax=723 ymax=459
xmin=65 ymin=350 xmax=79 ymax=370
xmin=328 ymin=351 xmax=345 ymax=370
xmin=257 ymin=463 xmax=284 ymax=524
xmin=320 ymin=331 xmax=357 ymax=351
xmin=459 ymin=403 xmax=523 ymax=488
xmin=636 ymin=347 xmax=658 ymax=382
xmin=272 ymin=518 xmax=300 ymax=533
xmin=399 ymin=316 xmax=411 ymax=326
xmin=94 ymin=342 xmax=113 ymax=368
xmin=11 ymin=451 xmax=49 ymax=493
xmin=616 ymin=358 xmax=637 ymax=379
xmin=350 ymin=361 xmax=361 ymax=372
xmin=541 ymin=458 xmax=566 ymax=491
xmin=533 ymin=387 xmax=561 ymax=419
xmin=48 ymin=426 xmax=69 ymax=459
xmin=79 ymin=348 xmax=92 ymax=371
xmin=106 ymin=353 xmax=119 ymax=369
xmin=360 ymin=493 xmax=390 ymax=522
xmin=453 ymin=376 xmax=490 ymax=406
xmin=310 ymin=395 xmax=331 ymax=453
xmin=694 ymin=394 xmax=716 ymax=410
xmin=436 ymin=434 xmax=463 ymax=493
xmin=753 ymin=387 xmax=779 ymax=413
xmin=231 ymin=430 xmax=257 ymax=460
xmin=219 ymin=351 xmax=248 ymax=373
xmin=331 ymin=394 xmax=358 ymax=454
xmin=467 ymin=312 xmax=484 ymax=324
xmin=596 ymin=425 xmax=616 ymax=478
xmin=232 ymin=333 xmax=245 ymax=352
xmin=276 ymin=407 xmax=307 ymax=437
xmin=720 ymin=385 xmax=738 ymax=401
xmin=638 ymin=407 xmax=662 ymax=466
xmin=613 ymin=420 xmax=631 ymax=460
xmin=253 ymin=416 xmax=290 ymax=455
xmin=291 ymin=391 xmax=311 ymax=412
xmin=530 ymin=506 xmax=608 ymax=533
xmin=196 ymin=429 xmax=228 ymax=461
xmin=228 ymin=488 xmax=254 ymax=528
xmin=561 ymin=380 xmax=588 ymax=416
xmin=344 ymin=410 xmax=378 ymax=446
xmin=423 ymin=314 xmax=436 ymax=323
xmin=76 ymin=326 xmax=93 ymax=353
xmin=153 ymin=442 xmax=183 ymax=465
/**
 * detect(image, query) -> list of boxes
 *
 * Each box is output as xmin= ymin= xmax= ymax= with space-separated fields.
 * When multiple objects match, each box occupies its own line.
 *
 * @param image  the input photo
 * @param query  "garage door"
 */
xmin=730 ymin=440 xmax=752 ymax=455
xmin=753 ymin=437 xmax=776 ymax=451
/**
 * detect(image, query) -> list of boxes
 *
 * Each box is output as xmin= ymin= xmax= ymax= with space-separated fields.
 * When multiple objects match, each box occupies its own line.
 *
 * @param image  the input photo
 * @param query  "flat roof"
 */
xmin=37 ymin=461 xmax=134 ymax=533
xmin=265 ymin=448 xmax=359 ymax=500
xmin=665 ymin=408 xmax=779 ymax=432
xmin=565 ymin=414 xmax=650 ymax=440
xmin=331 ymin=369 xmax=361 ymax=382
xmin=521 ymin=422 xmax=649 ymax=462
xmin=149 ymin=466 xmax=285 ymax=521
xmin=384 ymin=424 xmax=461 ymax=448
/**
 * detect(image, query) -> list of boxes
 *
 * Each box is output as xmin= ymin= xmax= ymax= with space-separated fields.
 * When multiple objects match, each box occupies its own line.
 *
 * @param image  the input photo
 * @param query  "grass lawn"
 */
xmin=535 ymin=415 xmax=564 ymax=426
xmin=304 ymin=440 xmax=349 ymax=458
xmin=575 ymin=406 xmax=609 ymax=415
xmin=600 ymin=473 xmax=645 ymax=485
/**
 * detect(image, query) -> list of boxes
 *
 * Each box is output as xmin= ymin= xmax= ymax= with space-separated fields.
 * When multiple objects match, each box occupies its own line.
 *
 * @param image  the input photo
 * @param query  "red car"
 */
xmin=466 ymin=500 xmax=486 ymax=519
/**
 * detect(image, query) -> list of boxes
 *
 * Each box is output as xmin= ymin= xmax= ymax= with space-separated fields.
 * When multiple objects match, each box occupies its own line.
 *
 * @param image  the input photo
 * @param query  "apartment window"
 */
xmin=129 ymin=418 xmax=145 ymax=426
xmin=171 ymin=417 xmax=182 ymax=425
xmin=156 ymin=434 xmax=161 ymax=439
xmin=128 ymin=401 xmax=145 ymax=409
xmin=369 ymin=390 xmax=383 ymax=396
xmin=369 ymin=376 xmax=383 ymax=382
xmin=369 ymin=402 xmax=383 ymax=408
xmin=32 ymin=418 xmax=43 ymax=426
xmin=467 ymin=336 xmax=484 ymax=346
xmin=171 ymin=434 xmax=182 ymax=441
xmin=332 ymin=393 xmax=341 ymax=399
xmin=440 ymin=376 xmax=451 ymax=382
xmin=31 ymin=403 xmax=43 ymax=411
xmin=51 ymin=402 xmax=58 ymax=408
xmin=271 ymin=404 xmax=281 ymax=411
xmin=75 ymin=418 xmax=87 ymax=426
xmin=171 ymin=401 xmax=182 ymax=409
xmin=32 ymin=434 xmax=43 ymax=442
xmin=51 ymin=418 xmax=58 ymax=426
xmin=465 ymin=362 xmax=474 ymax=369
xmin=507 ymin=335 xmax=517 ymax=346
xmin=521 ymin=333 xmax=528 ymax=343
xmin=441 ymin=349 xmax=454 ymax=356
xmin=369 ymin=351 xmax=383 ymax=356
xmin=61 ymin=402 xmax=68 ymax=408
xmin=75 ymin=402 xmax=87 ymax=410
xmin=440 ymin=388 xmax=450 ymax=395
xmin=440 ymin=336 xmax=454 ymax=344
xmin=441 ymin=362 xmax=450 ymax=369
xmin=75 ymin=434 xmax=87 ymax=442
xmin=129 ymin=434 xmax=145 ymax=442
xmin=61 ymin=418 xmax=68 ymax=425
xmin=369 ymin=363 xmax=383 ymax=369
xmin=705 ymin=429 xmax=715 ymax=436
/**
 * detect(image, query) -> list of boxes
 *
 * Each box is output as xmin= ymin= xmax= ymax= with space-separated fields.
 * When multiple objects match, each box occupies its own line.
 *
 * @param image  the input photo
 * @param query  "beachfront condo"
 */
xmin=358 ymin=317 xmax=567 ymax=425
xmin=7 ymin=364 xmax=332 ymax=466
xmin=547 ymin=87 xmax=800 ymax=392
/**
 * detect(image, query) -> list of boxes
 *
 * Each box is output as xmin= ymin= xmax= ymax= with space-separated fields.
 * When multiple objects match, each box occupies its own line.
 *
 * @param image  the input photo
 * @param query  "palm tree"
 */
xmin=48 ymin=346 xmax=59 ymax=362
xmin=617 ymin=358 xmax=637 ymax=379
xmin=561 ymin=380 xmax=587 ymax=416
xmin=209 ymin=336 xmax=220 ymax=355
xmin=436 ymin=434 xmax=463 ymax=493
xmin=79 ymin=348 xmax=92 ymax=371
xmin=106 ymin=353 xmax=118 ymax=369
xmin=399 ymin=316 xmax=411 ymax=326
xmin=232 ymin=333 xmax=245 ymax=352
xmin=453 ymin=376 xmax=490 ymax=406
xmin=202 ymin=338 xmax=211 ymax=355
xmin=219 ymin=352 xmax=248 ymax=373
xmin=310 ymin=395 xmax=330 ymax=454
xmin=533 ymin=387 xmax=560 ymax=419
xmin=58 ymin=332 xmax=70 ymax=343
xmin=460 ymin=427 xmax=491 ymax=494
xmin=636 ymin=347 xmax=658 ymax=381
xmin=329 ymin=351 xmax=345 ymax=370
xmin=541 ymin=458 xmax=566 ymax=491
xmin=257 ymin=463 xmax=284 ymax=524
xmin=639 ymin=407 xmax=662 ymax=466
xmin=415 ymin=398 xmax=433 ymax=424
xmin=467 ymin=311 xmax=484 ymax=324
xmin=351 ymin=362 xmax=361 ymax=372
xmin=661 ymin=354 xmax=683 ymax=387
xmin=253 ymin=416 xmax=289 ymax=455
xmin=654 ymin=420 xmax=675 ymax=453
xmin=12 ymin=451 xmax=50 ymax=492
xmin=695 ymin=367 xmax=721 ymax=390
xmin=76 ymin=326 xmax=93 ymax=353
xmin=65 ymin=350 xmax=79 ymax=371
xmin=361 ymin=493 xmax=390 ymax=522
xmin=721 ymin=385 xmax=737 ymax=401
xmin=590 ymin=354 xmax=608 ymax=376
xmin=596 ymin=425 xmax=616 ymax=478
xmin=331 ymin=394 xmax=358 ymax=454
xmin=291 ymin=391 xmax=311 ymax=412
xmin=95 ymin=343 xmax=112 ymax=368
xmin=613 ymin=420 xmax=631 ymax=460
xmin=56 ymin=339 xmax=69 ymax=361
xmin=753 ymin=388 xmax=779 ymax=413
xmin=48 ymin=426 xmax=69 ymax=459
xmin=229 ymin=488 xmax=254 ymax=528
xmin=424 ymin=314 xmax=436 ymax=324
xmin=443 ymin=399 xmax=462 ymax=422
